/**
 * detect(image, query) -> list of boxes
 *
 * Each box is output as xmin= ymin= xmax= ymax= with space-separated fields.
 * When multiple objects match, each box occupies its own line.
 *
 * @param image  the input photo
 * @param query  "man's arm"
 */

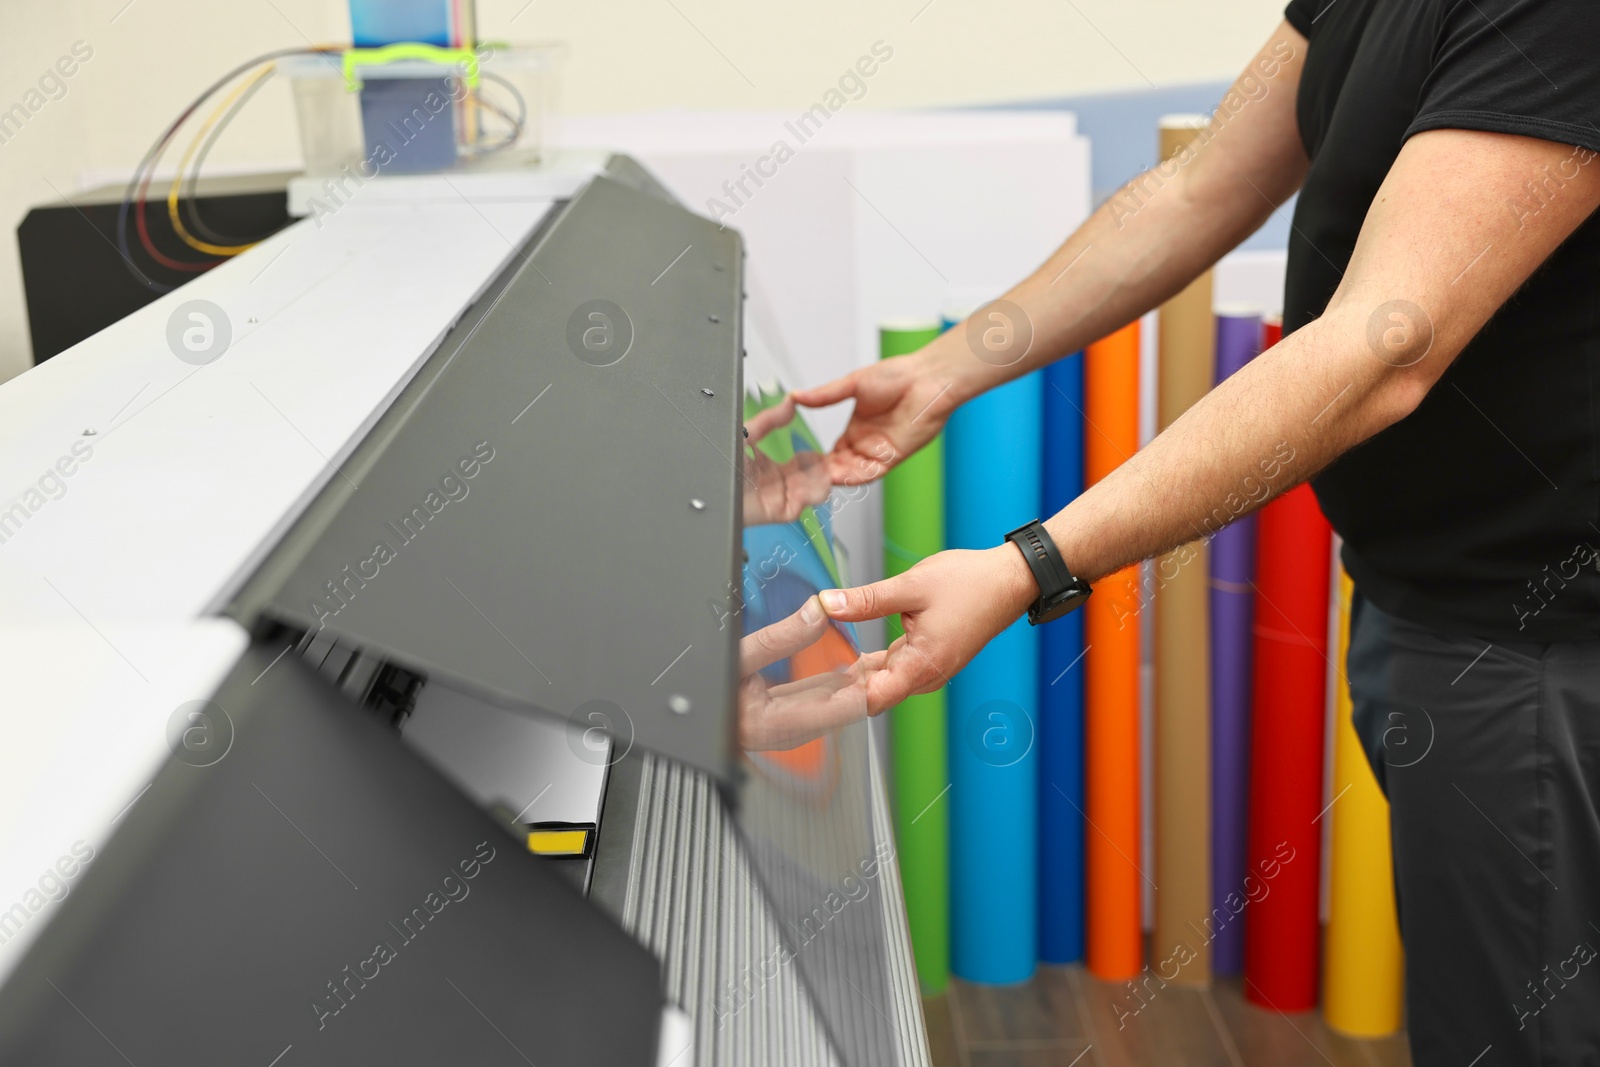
xmin=793 ymin=20 xmax=1310 ymax=483
xmin=822 ymin=127 xmax=1600 ymax=713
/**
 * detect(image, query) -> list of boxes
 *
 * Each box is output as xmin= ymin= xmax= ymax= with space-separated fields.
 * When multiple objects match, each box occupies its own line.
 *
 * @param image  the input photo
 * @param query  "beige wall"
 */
xmin=0 ymin=0 xmax=1285 ymax=381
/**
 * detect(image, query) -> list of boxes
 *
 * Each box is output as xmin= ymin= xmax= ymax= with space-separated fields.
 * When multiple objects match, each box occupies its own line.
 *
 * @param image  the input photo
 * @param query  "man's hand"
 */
xmin=738 ymin=596 xmax=888 ymax=750
xmin=790 ymin=349 xmax=964 ymax=486
xmin=818 ymin=546 xmax=1038 ymax=715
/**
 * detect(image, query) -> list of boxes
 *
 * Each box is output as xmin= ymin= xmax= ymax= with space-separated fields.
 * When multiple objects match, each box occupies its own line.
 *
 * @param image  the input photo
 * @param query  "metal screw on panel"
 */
xmin=668 ymin=695 xmax=692 ymax=715
xmin=247 ymin=317 xmax=259 ymax=324
xmin=708 ymin=315 xmax=721 ymax=324
xmin=82 ymin=429 xmax=97 ymax=436
xmin=701 ymin=388 xmax=715 ymax=397
xmin=690 ymin=498 xmax=706 ymax=511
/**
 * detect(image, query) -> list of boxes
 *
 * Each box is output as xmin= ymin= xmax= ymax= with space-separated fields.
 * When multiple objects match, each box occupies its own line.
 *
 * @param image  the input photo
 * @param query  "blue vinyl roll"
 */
xmin=944 ymin=354 xmax=1044 ymax=984
xmin=1039 ymin=353 xmax=1086 ymax=964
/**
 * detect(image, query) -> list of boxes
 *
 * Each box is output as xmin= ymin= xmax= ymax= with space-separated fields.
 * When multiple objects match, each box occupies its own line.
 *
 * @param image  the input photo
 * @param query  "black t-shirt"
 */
xmin=1284 ymin=0 xmax=1600 ymax=641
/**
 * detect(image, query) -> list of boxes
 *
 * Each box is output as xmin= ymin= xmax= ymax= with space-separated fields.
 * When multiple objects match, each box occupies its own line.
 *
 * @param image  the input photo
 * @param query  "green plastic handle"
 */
xmin=342 ymin=44 xmax=480 ymax=92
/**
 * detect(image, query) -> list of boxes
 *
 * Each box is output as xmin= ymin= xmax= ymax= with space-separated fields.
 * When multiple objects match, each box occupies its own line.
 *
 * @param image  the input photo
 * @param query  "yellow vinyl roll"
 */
xmin=1323 ymin=569 xmax=1405 ymax=1035
xmin=1152 ymin=114 xmax=1216 ymax=987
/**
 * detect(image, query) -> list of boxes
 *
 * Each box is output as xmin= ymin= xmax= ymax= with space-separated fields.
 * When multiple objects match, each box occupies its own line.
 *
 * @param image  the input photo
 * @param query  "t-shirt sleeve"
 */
xmin=1283 ymin=0 xmax=1320 ymax=38
xmin=1408 ymin=0 xmax=1600 ymax=153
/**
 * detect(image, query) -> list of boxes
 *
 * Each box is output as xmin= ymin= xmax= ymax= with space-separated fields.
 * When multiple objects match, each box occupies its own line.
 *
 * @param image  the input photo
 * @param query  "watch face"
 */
xmin=1032 ymin=585 xmax=1091 ymax=624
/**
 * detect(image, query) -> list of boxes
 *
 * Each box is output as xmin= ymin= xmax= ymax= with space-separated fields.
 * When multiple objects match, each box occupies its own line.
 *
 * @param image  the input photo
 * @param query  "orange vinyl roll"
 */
xmin=1083 ymin=320 xmax=1145 ymax=979
xmin=1152 ymin=115 xmax=1217 ymax=987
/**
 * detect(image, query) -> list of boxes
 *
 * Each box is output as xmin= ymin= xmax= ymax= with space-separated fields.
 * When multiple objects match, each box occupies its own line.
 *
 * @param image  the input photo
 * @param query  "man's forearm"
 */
xmin=1027 ymin=123 xmax=1600 ymax=590
xmin=923 ymin=24 xmax=1309 ymax=405
xmin=947 ymin=156 xmax=1279 ymax=394
xmin=820 ymin=128 xmax=1600 ymax=715
xmin=1032 ymin=307 xmax=1412 ymax=589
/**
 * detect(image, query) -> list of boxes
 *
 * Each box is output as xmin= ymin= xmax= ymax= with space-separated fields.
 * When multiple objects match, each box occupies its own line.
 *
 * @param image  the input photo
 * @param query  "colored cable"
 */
xmin=116 ymin=46 xmax=342 ymax=291
xmin=167 ymin=63 xmax=279 ymax=257
xmin=180 ymin=63 xmax=281 ymax=246
xmin=467 ymin=72 xmax=525 ymax=154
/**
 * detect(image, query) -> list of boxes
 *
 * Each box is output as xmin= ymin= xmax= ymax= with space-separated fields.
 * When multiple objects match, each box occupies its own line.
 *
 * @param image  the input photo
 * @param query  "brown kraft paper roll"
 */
xmin=1152 ymin=114 xmax=1216 ymax=987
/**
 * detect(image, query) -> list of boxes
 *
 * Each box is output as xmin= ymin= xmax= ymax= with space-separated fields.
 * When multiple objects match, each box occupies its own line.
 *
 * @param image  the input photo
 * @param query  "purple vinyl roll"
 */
xmin=1209 ymin=308 xmax=1262 ymax=975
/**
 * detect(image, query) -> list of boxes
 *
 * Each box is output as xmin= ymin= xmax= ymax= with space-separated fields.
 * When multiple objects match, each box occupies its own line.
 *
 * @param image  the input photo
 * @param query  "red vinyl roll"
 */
xmin=1242 ymin=481 xmax=1331 ymax=1012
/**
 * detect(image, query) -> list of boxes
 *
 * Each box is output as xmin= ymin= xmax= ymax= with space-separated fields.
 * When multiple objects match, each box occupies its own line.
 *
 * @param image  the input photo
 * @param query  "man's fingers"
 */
xmin=740 ymin=596 xmax=829 ymax=675
xmin=865 ymin=663 xmax=920 ymax=715
xmin=790 ymin=372 xmax=858 ymax=409
xmin=818 ymin=573 xmax=918 ymax=623
xmin=826 ymin=439 xmax=893 ymax=486
xmin=864 ymin=642 xmax=944 ymax=714
xmin=850 ymin=648 xmax=891 ymax=680
xmin=744 ymin=395 xmax=796 ymax=443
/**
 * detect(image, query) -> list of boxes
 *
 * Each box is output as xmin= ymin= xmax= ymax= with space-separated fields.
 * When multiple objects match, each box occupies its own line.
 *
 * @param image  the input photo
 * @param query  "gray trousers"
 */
xmin=1347 ymin=592 xmax=1600 ymax=1067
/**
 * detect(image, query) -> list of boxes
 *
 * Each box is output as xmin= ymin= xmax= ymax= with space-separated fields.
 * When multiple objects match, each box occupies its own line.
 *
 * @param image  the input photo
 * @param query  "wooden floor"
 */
xmin=923 ymin=966 xmax=1412 ymax=1067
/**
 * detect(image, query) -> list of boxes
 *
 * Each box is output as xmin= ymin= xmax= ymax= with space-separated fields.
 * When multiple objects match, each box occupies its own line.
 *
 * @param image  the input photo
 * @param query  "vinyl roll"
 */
xmin=1242 ymin=483 xmax=1332 ymax=1012
xmin=1039 ymin=351 xmax=1086 ymax=964
xmin=1208 ymin=308 xmax=1261 ymax=976
xmin=1323 ymin=568 xmax=1405 ymax=1035
xmin=880 ymin=319 xmax=950 ymax=994
xmin=1153 ymin=115 xmax=1216 ymax=986
xmin=1082 ymin=322 xmax=1144 ymax=980
xmin=945 ymin=345 xmax=1043 ymax=984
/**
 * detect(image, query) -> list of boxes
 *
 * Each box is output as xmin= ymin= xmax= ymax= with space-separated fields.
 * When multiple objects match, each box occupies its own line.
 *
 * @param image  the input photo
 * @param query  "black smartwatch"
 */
xmin=1003 ymin=520 xmax=1092 ymax=625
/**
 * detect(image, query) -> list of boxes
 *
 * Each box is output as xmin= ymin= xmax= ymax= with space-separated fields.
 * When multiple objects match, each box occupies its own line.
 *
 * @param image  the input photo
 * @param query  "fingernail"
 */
xmin=800 ymin=597 xmax=823 ymax=624
xmin=819 ymin=590 xmax=846 ymax=614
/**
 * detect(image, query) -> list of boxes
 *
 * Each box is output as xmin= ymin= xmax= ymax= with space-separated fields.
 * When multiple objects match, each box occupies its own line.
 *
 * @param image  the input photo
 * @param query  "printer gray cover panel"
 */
xmin=253 ymin=174 xmax=743 ymax=781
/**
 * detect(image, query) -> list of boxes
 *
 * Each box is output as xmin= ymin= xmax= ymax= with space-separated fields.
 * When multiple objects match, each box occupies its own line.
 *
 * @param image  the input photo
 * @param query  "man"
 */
xmin=790 ymin=3 xmax=1600 ymax=1063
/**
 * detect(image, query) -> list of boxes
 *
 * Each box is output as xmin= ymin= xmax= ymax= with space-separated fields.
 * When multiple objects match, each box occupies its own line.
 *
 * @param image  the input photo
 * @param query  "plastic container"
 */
xmin=282 ymin=44 xmax=565 ymax=178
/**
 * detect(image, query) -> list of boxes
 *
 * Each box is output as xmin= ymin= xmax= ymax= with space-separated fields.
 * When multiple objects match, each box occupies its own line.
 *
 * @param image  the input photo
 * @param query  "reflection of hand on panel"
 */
xmin=738 ymin=595 xmax=886 ymax=752
xmin=742 ymin=395 xmax=832 ymax=526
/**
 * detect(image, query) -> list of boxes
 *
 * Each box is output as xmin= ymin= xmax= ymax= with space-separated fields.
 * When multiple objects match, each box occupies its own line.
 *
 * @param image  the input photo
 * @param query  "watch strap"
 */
xmin=1004 ymin=519 xmax=1071 ymax=600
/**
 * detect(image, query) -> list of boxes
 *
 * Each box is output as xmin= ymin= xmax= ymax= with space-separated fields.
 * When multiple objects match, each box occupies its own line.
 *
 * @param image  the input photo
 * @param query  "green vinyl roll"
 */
xmin=880 ymin=319 xmax=949 ymax=994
